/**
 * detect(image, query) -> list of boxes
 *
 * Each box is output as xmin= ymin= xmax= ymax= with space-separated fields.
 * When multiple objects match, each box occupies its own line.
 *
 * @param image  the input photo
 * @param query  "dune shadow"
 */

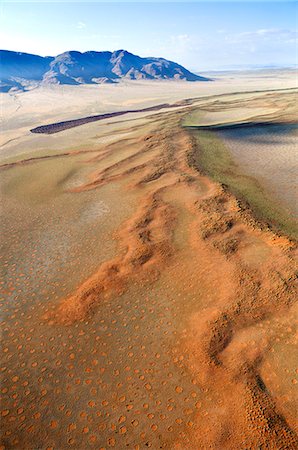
xmin=187 ymin=122 xmax=298 ymax=146
xmin=218 ymin=123 xmax=298 ymax=146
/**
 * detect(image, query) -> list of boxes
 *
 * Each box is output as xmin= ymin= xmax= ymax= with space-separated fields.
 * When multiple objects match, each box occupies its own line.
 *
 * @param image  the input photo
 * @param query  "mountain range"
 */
xmin=0 ymin=49 xmax=209 ymax=92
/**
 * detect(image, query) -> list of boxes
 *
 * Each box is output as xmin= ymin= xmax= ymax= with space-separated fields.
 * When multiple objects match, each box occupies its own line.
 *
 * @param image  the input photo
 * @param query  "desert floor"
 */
xmin=1 ymin=71 xmax=297 ymax=449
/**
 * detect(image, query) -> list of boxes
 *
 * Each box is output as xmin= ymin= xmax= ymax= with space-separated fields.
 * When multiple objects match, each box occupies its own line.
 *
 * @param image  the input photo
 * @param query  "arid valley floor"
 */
xmin=1 ymin=71 xmax=297 ymax=449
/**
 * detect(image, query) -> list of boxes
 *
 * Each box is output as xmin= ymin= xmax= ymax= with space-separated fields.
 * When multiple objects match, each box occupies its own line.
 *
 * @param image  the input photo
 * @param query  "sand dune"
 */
xmin=1 ymin=76 xmax=297 ymax=449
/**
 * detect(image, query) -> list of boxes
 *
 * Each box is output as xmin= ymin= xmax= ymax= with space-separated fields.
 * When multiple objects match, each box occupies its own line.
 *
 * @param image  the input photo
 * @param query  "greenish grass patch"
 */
xmin=182 ymin=109 xmax=204 ymax=127
xmin=187 ymin=128 xmax=298 ymax=241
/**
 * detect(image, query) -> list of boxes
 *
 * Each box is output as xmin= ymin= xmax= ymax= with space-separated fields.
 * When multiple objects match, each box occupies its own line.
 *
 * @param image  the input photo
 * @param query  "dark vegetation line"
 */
xmin=0 ymin=152 xmax=72 ymax=169
xmin=0 ymin=148 xmax=104 ymax=170
xmin=29 ymin=86 xmax=296 ymax=135
xmin=30 ymin=101 xmax=191 ymax=134
xmin=182 ymin=85 xmax=296 ymax=104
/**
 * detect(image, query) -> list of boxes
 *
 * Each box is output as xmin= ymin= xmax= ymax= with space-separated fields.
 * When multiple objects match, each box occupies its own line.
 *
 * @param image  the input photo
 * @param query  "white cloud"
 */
xmin=81 ymin=34 xmax=120 ymax=40
xmin=77 ymin=22 xmax=86 ymax=29
xmin=225 ymin=28 xmax=297 ymax=44
xmin=170 ymin=34 xmax=191 ymax=46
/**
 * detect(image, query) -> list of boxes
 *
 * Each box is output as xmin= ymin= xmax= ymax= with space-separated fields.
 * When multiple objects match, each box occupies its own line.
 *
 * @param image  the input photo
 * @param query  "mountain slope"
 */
xmin=0 ymin=49 xmax=210 ymax=91
xmin=0 ymin=50 xmax=54 ymax=92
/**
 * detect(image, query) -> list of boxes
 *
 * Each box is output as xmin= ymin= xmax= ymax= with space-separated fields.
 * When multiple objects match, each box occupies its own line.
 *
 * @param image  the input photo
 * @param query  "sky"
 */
xmin=0 ymin=1 xmax=297 ymax=71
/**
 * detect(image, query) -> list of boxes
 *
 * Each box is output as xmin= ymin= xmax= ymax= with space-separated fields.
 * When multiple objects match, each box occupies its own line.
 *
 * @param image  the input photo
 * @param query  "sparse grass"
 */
xmin=182 ymin=109 xmax=204 ymax=126
xmin=187 ymin=129 xmax=298 ymax=240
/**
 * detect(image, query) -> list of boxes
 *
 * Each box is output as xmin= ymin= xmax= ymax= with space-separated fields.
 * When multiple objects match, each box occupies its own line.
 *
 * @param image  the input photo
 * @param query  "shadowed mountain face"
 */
xmin=0 ymin=51 xmax=54 ymax=92
xmin=0 ymin=49 xmax=209 ymax=92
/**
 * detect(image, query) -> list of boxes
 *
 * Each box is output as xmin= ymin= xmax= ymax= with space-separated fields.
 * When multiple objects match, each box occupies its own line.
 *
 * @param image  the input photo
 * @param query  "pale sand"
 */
xmin=187 ymin=106 xmax=279 ymax=126
xmin=219 ymin=124 xmax=298 ymax=217
xmin=1 ymin=69 xmax=296 ymax=149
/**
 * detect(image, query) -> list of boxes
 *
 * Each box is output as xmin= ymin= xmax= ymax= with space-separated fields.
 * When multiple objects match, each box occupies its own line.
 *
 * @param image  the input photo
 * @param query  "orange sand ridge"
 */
xmin=1 ymin=107 xmax=297 ymax=449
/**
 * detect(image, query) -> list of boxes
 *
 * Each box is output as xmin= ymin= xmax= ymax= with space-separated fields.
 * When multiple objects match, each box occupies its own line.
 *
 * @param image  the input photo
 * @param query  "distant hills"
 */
xmin=0 ymin=49 xmax=209 ymax=92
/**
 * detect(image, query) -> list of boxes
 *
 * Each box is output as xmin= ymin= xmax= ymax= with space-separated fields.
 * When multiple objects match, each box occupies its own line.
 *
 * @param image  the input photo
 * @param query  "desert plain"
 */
xmin=0 ymin=70 xmax=297 ymax=449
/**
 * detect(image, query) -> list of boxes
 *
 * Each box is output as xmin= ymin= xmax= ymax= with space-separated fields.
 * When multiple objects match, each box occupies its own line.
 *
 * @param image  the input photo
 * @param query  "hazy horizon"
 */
xmin=1 ymin=1 xmax=296 ymax=71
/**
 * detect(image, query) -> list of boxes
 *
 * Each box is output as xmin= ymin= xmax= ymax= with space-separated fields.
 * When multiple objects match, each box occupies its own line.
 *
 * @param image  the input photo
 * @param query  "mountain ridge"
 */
xmin=0 ymin=49 xmax=210 ymax=92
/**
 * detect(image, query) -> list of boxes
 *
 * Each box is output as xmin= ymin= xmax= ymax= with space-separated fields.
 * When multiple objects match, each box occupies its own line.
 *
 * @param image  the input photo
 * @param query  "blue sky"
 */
xmin=1 ymin=2 xmax=297 ymax=70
